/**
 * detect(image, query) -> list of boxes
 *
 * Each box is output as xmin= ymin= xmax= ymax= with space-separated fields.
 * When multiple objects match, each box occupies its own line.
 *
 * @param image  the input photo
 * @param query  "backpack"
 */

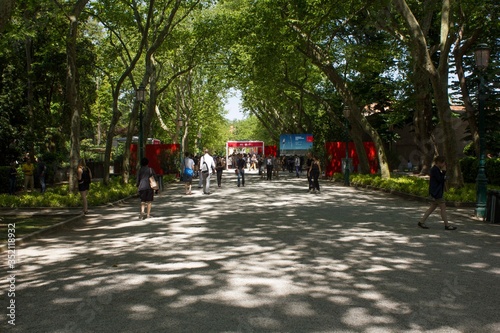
xmin=201 ymin=157 xmax=209 ymax=173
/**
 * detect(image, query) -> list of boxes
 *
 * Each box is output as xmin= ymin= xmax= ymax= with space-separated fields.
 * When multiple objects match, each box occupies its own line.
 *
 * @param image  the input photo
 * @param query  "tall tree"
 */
xmin=389 ymin=0 xmax=464 ymax=186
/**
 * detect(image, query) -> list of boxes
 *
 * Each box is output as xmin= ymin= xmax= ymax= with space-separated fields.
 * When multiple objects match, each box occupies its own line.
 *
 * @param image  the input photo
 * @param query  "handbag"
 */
xmin=149 ymin=168 xmax=159 ymax=190
xmin=184 ymin=167 xmax=194 ymax=177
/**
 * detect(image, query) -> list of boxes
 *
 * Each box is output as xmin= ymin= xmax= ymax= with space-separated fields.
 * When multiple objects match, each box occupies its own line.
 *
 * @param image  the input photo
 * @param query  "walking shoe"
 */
xmin=418 ymin=222 xmax=429 ymax=229
xmin=444 ymin=225 xmax=457 ymax=230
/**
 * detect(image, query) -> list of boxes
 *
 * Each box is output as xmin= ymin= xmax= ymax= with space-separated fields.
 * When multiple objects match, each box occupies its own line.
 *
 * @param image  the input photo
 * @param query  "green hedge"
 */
xmin=460 ymin=157 xmax=500 ymax=185
xmin=0 ymin=177 xmax=138 ymax=208
xmin=349 ymin=174 xmax=484 ymax=203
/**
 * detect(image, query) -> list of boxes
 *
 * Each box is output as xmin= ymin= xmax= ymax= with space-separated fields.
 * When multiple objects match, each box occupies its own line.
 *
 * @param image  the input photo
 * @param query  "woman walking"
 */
xmin=136 ymin=157 xmax=156 ymax=220
xmin=183 ymin=152 xmax=195 ymax=195
xmin=308 ymin=156 xmax=321 ymax=194
xmin=77 ymin=159 xmax=92 ymax=214
xmin=418 ymin=156 xmax=457 ymax=230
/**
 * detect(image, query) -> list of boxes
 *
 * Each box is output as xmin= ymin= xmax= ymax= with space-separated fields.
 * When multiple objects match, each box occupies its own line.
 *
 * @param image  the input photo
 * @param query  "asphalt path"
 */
xmin=1 ymin=171 xmax=500 ymax=333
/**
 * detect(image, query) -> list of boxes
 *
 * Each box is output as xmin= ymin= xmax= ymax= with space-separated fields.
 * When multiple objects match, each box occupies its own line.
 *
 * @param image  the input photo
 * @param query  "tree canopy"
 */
xmin=0 ymin=0 xmax=498 ymax=189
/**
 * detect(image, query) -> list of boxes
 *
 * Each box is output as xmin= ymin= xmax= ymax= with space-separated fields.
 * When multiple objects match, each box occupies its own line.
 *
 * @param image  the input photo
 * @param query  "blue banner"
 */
xmin=279 ymin=134 xmax=314 ymax=155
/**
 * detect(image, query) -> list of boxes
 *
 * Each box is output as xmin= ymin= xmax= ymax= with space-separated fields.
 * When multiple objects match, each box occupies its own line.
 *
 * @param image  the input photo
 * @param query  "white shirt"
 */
xmin=200 ymin=153 xmax=215 ymax=173
xmin=184 ymin=157 xmax=194 ymax=169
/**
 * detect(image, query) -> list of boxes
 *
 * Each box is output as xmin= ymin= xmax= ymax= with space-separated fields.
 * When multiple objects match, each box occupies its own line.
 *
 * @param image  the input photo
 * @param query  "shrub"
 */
xmin=460 ymin=157 xmax=500 ymax=186
xmin=350 ymin=173 xmax=495 ymax=203
xmin=0 ymin=178 xmax=137 ymax=208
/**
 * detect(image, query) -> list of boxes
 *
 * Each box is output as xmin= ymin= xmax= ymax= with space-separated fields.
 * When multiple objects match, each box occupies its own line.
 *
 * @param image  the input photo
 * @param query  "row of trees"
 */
xmin=0 ymin=0 xmax=498 ymax=192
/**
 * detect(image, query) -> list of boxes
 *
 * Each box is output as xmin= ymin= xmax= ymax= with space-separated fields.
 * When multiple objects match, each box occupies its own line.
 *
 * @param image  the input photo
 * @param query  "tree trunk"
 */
xmin=392 ymin=0 xmax=464 ymax=187
xmin=412 ymin=64 xmax=435 ymax=175
xmin=66 ymin=0 xmax=90 ymax=193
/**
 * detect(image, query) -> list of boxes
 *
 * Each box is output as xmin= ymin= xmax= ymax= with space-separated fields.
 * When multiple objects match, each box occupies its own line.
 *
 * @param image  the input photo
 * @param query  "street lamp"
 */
xmin=474 ymin=43 xmax=490 ymax=219
xmin=136 ymin=84 xmax=146 ymax=162
xmin=178 ymin=118 xmax=183 ymax=179
xmin=343 ymin=105 xmax=351 ymax=186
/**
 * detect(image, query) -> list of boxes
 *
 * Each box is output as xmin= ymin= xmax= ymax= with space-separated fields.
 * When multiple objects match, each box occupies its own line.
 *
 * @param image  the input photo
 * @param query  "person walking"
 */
xmin=273 ymin=154 xmax=280 ymax=179
xmin=265 ymin=154 xmax=274 ymax=180
xmin=215 ymin=156 xmax=226 ymax=188
xmin=308 ymin=155 xmax=321 ymax=194
xmin=183 ymin=152 xmax=195 ymax=195
xmin=305 ymin=152 xmax=313 ymax=192
xmin=22 ymin=157 xmax=35 ymax=193
xmin=77 ymin=159 xmax=92 ymax=214
xmin=236 ymin=153 xmax=246 ymax=187
xmin=136 ymin=157 xmax=155 ymax=219
xmin=294 ymin=154 xmax=301 ymax=178
xmin=9 ymin=162 xmax=17 ymax=195
xmin=37 ymin=157 xmax=47 ymax=193
xmin=418 ymin=156 xmax=457 ymax=230
xmin=200 ymin=149 xmax=216 ymax=194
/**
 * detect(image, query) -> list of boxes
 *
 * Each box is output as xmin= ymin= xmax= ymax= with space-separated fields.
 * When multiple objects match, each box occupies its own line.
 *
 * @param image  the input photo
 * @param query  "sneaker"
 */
xmin=444 ymin=225 xmax=457 ymax=230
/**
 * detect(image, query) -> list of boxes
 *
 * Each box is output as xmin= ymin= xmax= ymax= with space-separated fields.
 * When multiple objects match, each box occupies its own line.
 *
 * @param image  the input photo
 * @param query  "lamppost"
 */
xmin=343 ymin=105 xmax=351 ymax=186
xmin=475 ymin=43 xmax=490 ymax=219
xmin=136 ymin=84 xmax=146 ymax=162
xmin=178 ymin=118 xmax=183 ymax=179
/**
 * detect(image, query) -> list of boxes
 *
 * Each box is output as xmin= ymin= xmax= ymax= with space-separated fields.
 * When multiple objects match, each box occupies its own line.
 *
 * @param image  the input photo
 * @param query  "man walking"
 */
xmin=236 ymin=153 xmax=246 ymax=187
xmin=294 ymin=154 xmax=301 ymax=178
xmin=265 ymin=153 xmax=274 ymax=180
xmin=200 ymin=149 xmax=216 ymax=195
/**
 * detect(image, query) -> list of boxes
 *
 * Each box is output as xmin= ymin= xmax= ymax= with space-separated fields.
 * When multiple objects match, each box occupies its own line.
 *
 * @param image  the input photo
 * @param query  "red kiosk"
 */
xmin=225 ymin=141 xmax=265 ymax=170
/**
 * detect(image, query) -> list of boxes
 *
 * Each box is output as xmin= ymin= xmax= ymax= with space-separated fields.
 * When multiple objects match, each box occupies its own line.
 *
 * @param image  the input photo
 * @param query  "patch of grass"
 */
xmin=0 ymin=215 xmax=77 ymax=241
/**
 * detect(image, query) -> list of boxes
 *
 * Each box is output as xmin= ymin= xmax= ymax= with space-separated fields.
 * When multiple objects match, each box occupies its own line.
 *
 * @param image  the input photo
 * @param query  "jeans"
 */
xmin=266 ymin=165 xmax=273 ymax=180
xmin=237 ymin=169 xmax=245 ymax=187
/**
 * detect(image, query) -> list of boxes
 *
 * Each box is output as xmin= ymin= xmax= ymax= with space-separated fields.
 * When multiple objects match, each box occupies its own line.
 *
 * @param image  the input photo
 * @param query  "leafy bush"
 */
xmin=350 ymin=173 xmax=496 ymax=203
xmin=460 ymin=157 xmax=500 ymax=186
xmin=0 ymin=177 xmax=138 ymax=208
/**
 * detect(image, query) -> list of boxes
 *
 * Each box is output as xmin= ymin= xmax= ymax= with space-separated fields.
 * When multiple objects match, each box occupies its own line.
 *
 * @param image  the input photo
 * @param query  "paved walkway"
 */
xmin=2 ymin=172 xmax=500 ymax=333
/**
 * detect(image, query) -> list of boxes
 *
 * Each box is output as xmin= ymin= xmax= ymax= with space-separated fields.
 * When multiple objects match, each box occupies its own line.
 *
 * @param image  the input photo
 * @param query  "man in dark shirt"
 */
xmin=418 ymin=156 xmax=457 ymax=230
xmin=236 ymin=153 xmax=245 ymax=187
xmin=37 ymin=157 xmax=47 ymax=193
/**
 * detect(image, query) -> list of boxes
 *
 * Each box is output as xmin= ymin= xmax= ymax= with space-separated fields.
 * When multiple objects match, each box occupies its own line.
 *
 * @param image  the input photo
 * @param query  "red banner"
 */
xmin=324 ymin=142 xmax=378 ymax=176
xmin=227 ymin=141 xmax=263 ymax=147
xmin=131 ymin=143 xmax=180 ymax=175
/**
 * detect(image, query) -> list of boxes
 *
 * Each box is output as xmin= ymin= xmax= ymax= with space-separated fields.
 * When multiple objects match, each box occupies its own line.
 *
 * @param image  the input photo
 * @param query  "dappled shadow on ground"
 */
xmin=2 ymin=174 xmax=500 ymax=332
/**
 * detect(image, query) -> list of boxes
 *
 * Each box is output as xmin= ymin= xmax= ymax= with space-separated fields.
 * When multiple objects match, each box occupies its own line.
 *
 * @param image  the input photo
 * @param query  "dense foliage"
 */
xmin=0 ymin=0 xmax=499 ymax=191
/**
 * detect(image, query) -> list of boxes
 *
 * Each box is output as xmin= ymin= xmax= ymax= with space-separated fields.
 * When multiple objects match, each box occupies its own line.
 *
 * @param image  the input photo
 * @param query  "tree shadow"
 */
xmin=2 ymin=176 xmax=500 ymax=332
